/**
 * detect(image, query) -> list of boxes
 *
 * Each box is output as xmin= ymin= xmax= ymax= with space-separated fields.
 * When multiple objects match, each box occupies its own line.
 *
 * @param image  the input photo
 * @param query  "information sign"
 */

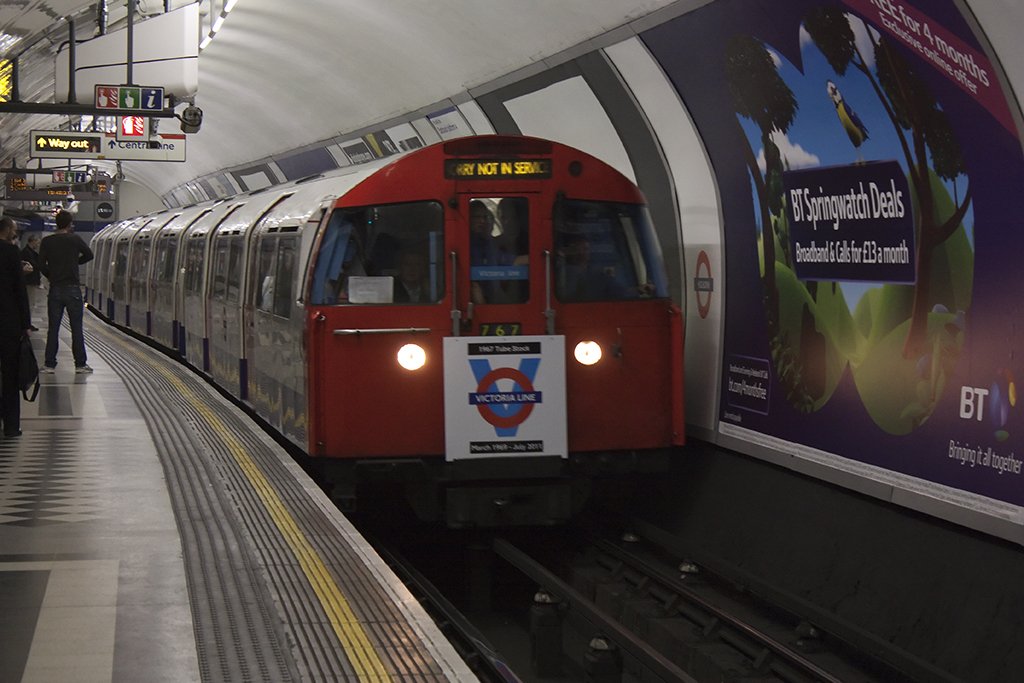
xmin=94 ymin=84 xmax=164 ymax=111
xmin=52 ymin=170 xmax=90 ymax=184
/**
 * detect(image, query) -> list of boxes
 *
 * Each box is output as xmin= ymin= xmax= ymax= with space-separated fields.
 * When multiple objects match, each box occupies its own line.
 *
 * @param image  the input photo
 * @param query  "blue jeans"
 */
xmin=45 ymin=285 xmax=87 ymax=368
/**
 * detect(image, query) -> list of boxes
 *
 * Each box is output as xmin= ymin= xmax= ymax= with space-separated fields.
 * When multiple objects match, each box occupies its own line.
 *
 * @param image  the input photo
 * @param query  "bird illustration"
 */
xmin=826 ymin=80 xmax=869 ymax=150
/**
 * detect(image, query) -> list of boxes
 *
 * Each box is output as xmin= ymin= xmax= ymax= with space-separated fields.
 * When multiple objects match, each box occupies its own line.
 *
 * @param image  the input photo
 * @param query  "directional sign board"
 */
xmin=103 ymin=133 xmax=185 ymax=161
xmin=95 ymin=85 xmax=164 ymax=111
xmin=31 ymin=131 xmax=103 ymax=158
xmin=31 ymin=130 xmax=186 ymax=162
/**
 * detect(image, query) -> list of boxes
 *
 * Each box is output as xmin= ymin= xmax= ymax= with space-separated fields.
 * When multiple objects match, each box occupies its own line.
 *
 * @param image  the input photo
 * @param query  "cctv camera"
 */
xmin=180 ymin=104 xmax=203 ymax=134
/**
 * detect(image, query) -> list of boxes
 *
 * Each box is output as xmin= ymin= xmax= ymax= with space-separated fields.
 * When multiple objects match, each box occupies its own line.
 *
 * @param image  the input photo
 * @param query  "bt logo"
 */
xmin=960 ymin=371 xmax=1016 ymax=441
xmin=959 ymin=386 xmax=989 ymax=421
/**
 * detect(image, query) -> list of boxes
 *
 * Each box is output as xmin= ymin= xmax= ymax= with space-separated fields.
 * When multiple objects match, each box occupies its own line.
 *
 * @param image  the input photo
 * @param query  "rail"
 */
xmin=493 ymin=537 xmax=699 ymax=683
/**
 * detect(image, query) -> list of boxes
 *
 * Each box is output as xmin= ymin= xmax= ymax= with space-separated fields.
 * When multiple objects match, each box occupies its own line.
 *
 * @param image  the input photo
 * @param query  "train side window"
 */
xmin=113 ymin=242 xmax=129 ymax=298
xmin=255 ymin=237 xmax=276 ymax=312
xmin=130 ymin=240 xmax=151 ymax=299
xmin=273 ymin=237 xmax=297 ymax=317
xmin=226 ymin=237 xmax=243 ymax=303
xmin=212 ymin=239 xmax=229 ymax=299
xmin=185 ymin=239 xmax=205 ymax=293
xmin=156 ymin=235 xmax=178 ymax=281
xmin=310 ymin=201 xmax=444 ymax=305
xmin=553 ymin=199 xmax=668 ymax=302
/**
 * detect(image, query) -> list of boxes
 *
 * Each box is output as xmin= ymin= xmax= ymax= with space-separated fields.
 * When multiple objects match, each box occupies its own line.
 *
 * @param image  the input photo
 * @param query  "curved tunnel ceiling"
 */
xmin=2 ymin=0 xmax=1023 ymax=200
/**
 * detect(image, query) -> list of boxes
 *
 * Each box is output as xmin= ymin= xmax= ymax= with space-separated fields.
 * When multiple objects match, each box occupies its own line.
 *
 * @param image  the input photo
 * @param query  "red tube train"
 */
xmin=87 ymin=135 xmax=685 ymax=526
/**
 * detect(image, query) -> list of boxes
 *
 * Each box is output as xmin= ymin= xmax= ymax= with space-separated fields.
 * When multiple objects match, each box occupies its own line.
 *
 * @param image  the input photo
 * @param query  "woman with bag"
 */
xmin=0 ymin=216 xmax=31 ymax=437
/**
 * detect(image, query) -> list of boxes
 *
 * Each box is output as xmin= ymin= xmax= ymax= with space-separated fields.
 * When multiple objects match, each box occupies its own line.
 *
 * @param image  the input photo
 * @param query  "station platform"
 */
xmin=0 ymin=299 xmax=475 ymax=682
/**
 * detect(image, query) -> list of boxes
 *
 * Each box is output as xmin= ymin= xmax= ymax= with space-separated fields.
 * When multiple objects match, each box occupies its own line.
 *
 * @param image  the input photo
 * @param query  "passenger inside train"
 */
xmin=469 ymin=198 xmax=529 ymax=304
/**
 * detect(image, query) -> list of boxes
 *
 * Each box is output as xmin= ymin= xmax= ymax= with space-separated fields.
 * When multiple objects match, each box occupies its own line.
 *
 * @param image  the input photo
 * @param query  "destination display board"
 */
xmin=444 ymin=158 xmax=552 ymax=180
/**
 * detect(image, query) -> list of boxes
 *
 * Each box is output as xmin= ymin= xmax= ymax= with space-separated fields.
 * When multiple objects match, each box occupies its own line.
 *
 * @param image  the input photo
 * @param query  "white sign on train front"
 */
xmin=443 ymin=336 xmax=567 ymax=461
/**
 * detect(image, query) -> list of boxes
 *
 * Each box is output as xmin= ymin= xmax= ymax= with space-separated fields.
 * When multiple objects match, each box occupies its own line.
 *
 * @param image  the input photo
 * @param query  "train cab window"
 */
xmin=553 ymin=199 xmax=668 ymax=302
xmin=310 ymin=201 xmax=444 ymax=305
xmin=272 ymin=237 xmax=297 ymax=317
xmin=469 ymin=197 xmax=529 ymax=305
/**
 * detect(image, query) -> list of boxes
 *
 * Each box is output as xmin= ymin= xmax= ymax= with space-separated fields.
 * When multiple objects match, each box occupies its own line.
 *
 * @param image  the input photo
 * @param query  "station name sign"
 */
xmin=30 ymin=130 xmax=186 ymax=162
xmin=444 ymin=158 xmax=552 ymax=180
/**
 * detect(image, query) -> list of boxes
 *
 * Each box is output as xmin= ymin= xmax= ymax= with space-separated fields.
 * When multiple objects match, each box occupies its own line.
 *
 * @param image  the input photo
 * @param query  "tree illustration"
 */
xmin=724 ymin=35 xmax=798 ymax=326
xmin=804 ymin=7 xmax=971 ymax=357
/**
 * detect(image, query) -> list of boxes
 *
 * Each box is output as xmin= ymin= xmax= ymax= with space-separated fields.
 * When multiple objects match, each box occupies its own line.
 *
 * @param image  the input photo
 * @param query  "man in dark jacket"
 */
xmin=0 ymin=217 xmax=31 ymax=437
xmin=39 ymin=210 xmax=94 ymax=373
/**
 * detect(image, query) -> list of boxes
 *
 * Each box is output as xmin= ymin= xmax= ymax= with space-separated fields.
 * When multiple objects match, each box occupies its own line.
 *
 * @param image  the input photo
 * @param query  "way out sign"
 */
xmin=443 ymin=336 xmax=567 ymax=461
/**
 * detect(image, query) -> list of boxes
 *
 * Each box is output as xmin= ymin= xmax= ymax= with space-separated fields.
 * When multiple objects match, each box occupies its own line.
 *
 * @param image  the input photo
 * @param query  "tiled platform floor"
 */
xmin=0 ymin=315 xmax=199 ymax=683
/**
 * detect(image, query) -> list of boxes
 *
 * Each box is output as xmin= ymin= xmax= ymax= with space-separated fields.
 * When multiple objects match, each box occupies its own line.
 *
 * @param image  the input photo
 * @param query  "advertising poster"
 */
xmin=642 ymin=1 xmax=1024 ymax=522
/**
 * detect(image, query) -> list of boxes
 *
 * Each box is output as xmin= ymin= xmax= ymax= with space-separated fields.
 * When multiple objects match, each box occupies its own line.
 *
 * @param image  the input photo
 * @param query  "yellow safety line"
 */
xmin=103 ymin=328 xmax=392 ymax=681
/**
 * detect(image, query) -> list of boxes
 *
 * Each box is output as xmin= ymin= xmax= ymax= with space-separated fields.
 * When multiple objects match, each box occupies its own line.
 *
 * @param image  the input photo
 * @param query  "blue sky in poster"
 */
xmin=736 ymin=12 xmax=976 ymax=309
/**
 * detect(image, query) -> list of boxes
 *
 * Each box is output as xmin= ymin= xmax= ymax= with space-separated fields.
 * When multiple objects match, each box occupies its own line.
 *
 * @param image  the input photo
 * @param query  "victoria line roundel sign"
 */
xmin=96 ymin=202 xmax=114 ymax=219
xmin=474 ymin=366 xmax=537 ymax=429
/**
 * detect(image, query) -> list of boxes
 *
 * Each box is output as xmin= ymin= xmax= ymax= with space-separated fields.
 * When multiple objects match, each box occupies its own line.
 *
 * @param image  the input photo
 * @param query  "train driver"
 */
xmin=557 ymin=233 xmax=627 ymax=302
xmin=393 ymin=250 xmax=431 ymax=303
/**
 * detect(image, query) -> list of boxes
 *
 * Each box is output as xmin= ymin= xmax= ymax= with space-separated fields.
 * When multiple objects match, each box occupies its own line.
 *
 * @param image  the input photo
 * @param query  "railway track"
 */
xmin=485 ymin=522 xmax=915 ymax=682
xmin=356 ymin=508 xmax=917 ymax=681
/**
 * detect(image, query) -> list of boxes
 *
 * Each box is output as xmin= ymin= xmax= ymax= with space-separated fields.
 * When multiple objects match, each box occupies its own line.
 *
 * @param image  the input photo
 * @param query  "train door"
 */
xmin=457 ymin=195 xmax=547 ymax=337
xmin=444 ymin=193 xmax=569 ymax=466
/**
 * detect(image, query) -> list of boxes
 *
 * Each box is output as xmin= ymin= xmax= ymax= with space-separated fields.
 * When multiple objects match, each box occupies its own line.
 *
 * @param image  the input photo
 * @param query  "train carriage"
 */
xmin=149 ymin=204 xmax=214 ymax=352
xmin=179 ymin=200 xmax=240 ymax=371
xmin=88 ymin=216 xmax=141 ymax=314
xmin=93 ymin=135 xmax=685 ymax=527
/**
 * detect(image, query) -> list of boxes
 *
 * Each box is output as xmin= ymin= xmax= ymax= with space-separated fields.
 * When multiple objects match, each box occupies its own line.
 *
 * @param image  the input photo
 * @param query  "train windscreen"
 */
xmin=553 ymin=199 xmax=668 ymax=302
xmin=309 ymin=201 xmax=444 ymax=305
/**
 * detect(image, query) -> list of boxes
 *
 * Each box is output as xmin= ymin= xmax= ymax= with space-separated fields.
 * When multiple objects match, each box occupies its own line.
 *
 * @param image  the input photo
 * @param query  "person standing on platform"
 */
xmin=39 ymin=210 xmax=94 ymax=374
xmin=20 ymin=234 xmax=42 ymax=330
xmin=0 ymin=217 xmax=31 ymax=437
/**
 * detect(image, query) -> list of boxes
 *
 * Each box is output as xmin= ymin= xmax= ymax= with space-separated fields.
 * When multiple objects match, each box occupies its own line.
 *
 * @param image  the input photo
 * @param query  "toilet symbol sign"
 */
xmin=443 ymin=335 xmax=567 ymax=461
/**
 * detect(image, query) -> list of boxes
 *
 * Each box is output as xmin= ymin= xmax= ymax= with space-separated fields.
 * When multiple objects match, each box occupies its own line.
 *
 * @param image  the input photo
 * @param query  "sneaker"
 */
xmin=40 ymin=366 xmax=56 ymax=374
xmin=75 ymin=365 xmax=94 ymax=374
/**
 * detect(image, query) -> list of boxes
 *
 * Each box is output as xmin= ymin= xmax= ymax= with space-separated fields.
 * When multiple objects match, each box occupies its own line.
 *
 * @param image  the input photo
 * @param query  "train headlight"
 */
xmin=397 ymin=343 xmax=427 ymax=371
xmin=574 ymin=340 xmax=602 ymax=366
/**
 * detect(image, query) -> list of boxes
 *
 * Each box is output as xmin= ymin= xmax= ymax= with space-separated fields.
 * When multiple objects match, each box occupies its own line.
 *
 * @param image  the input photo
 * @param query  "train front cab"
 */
xmin=306 ymin=136 xmax=684 ymax=527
